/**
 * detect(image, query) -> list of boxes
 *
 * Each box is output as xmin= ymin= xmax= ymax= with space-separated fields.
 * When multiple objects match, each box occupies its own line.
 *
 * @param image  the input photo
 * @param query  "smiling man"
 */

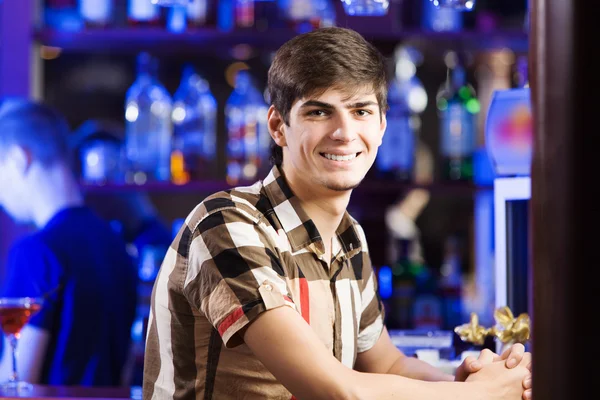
xmin=143 ymin=27 xmax=532 ymax=400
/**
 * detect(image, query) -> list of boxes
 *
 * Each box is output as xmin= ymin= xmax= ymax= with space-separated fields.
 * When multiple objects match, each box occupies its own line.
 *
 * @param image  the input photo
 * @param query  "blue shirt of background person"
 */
xmin=0 ymin=99 xmax=138 ymax=386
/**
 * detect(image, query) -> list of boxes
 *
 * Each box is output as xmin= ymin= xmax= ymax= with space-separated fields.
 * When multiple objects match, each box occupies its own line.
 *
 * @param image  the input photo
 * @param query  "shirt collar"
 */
xmin=262 ymin=165 xmax=362 ymax=257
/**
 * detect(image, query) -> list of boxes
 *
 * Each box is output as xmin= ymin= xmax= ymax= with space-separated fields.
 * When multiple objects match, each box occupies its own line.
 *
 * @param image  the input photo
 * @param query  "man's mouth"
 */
xmin=321 ymin=152 xmax=360 ymax=161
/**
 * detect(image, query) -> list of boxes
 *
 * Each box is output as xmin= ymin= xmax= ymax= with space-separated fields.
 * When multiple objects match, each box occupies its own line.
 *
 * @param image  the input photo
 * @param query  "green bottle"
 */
xmin=436 ymin=53 xmax=480 ymax=181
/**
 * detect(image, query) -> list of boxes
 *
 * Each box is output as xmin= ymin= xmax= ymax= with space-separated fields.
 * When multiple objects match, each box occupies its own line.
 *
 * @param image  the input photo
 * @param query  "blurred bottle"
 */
xmin=514 ymin=56 xmax=529 ymax=88
xmin=278 ymin=0 xmax=335 ymax=33
xmin=79 ymin=0 xmax=114 ymax=27
xmin=377 ymin=46 xmax=428 ymax=182
xmin=129 ymin=244 xmax=167 ymax=386
xmin=125 ymin=52 xmax=173 ymax=183
xmin=422 ymin=0 xmax=463 ymax=32
xmin=412 ymin=262 xmax=443 ymax=331
xmin=218 ymin=0 xmax=254 ymax=31
xmin=80 ymin=139 xmax=123 ymax=184
xmin=171 ymin=64 xmax=218 ymax=183
xmin=436 ymin=52 xmax=479 ymax=181
xmin=434 ymin=0 xmax=476 ymax=11
xmin=225 ymin=70 xmax=269 ymax=184
xmin=128 ymin=0 xmax=162 ymax=26
xmin=390 ymin=239 xmax=419 ymax=329
xmin=342 ymin=0 xmax=390 ymax=16
xmin=165 ymin=3 xmax=188 ymax=33
xmin=45 ymin=0 xmax=82 ymax=31
xmin=187 ymin=0 xmax=209 ymax=28
xmin=438 ymin=236 xmax=464 ymax=330
xmin=236 ymin=0 xmax=255 ymax=28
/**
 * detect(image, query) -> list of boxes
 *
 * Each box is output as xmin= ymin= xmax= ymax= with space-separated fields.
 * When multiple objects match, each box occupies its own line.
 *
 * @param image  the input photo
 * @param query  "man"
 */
xmin=0 ymin=99 xmax=138 ymax=386
xmin=70 ymin=119 xmax=173 ymax=256
xmin=143 ymin=27 xmax=532 ymax=400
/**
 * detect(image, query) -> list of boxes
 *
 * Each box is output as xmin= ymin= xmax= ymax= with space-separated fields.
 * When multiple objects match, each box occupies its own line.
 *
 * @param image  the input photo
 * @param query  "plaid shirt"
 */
xmin=143 ymin=166 xmax=385 ymax=400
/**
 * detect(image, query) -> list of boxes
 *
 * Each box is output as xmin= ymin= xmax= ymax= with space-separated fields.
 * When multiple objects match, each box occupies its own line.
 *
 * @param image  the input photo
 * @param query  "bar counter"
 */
xmin=0 ymin=385 xmax=134 ymax=399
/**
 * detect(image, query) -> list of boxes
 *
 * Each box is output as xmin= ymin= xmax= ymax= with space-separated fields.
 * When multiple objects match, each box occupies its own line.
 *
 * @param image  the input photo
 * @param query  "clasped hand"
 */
xmin=454 ymin=343 xmax=532 ymax=400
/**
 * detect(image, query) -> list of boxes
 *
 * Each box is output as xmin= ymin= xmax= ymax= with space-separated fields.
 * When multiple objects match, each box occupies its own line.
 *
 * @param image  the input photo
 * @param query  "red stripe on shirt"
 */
xmin=218 ymin=306 xmax=245 ymax=337
xmin=299 ymin=278 xmax=310 ymax=324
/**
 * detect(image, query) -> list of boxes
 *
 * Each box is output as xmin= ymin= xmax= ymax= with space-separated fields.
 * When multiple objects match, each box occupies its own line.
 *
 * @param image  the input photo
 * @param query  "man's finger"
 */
xmin=477 ymin=349 xmax=496 ymax=365
xmin=505 ymin=343 xmax=525 ymax=368
xmin=462 ymin=355 xmax=481 ymax=371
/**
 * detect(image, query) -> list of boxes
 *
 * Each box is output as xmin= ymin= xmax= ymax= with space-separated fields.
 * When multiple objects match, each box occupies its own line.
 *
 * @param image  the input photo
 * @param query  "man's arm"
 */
xmin=354 ymin=327 xmax=454 ymax=382
xmin=244 ymin=306 xmax=528 ymax=400
xmin=0 ymin=325 xmax=49 ymax=383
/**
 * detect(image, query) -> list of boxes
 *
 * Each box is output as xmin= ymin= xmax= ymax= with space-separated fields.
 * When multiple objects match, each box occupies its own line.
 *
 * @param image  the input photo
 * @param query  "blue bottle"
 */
xmin=341 ymin=0 xmax=390 ymax=16
xmin=171 ymin=64 xmax=218 ymax=181
xmin=125 ymin=52 xmax=173 ymax=184
xmin=377 ymin=47 xmax=427 ymax=181
xmin=225 ymin=70 xmax=269 ymax=184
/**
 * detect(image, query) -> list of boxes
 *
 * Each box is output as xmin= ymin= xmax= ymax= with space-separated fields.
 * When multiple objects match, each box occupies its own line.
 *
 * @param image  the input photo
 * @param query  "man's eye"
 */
xmin=355 ymin=109 xmax=372 ymax=117
xmin=307 ymin=110 xmax=328 ymax=117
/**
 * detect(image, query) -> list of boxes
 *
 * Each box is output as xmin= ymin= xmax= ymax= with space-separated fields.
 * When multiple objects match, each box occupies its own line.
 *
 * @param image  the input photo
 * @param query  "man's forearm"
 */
xmin=386 ymin=354 xmax=454 ymax=382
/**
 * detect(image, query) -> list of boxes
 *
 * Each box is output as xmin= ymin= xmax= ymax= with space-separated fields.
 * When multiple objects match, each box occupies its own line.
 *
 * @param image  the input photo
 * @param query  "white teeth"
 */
xmin=323 ymin=153 xmax=357 ymax=161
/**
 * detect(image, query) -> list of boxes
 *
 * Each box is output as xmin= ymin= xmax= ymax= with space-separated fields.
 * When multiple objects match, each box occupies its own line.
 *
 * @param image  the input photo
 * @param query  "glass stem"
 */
xmin=9 ymin=334 xmax=18 ymax=383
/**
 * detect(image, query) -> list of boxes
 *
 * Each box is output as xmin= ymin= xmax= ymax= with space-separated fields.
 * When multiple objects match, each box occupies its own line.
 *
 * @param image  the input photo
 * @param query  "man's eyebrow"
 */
xmin=299 ymin=100 xmax=334 ymax=110
xmin=345 ymin=101 xmax=378 ymax=109
xmin=299 ymin=100 xmax=378 ymax=110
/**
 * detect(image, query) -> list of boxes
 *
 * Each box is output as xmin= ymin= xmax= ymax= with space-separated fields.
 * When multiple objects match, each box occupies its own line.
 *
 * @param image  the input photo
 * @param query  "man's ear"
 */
xmin=267 ymin=105 xmax=287 ymax=147
xmin=6 ymin=144 xmax=33 ymax=175
xmin=377 ymin=112 xmax=387 ymax=147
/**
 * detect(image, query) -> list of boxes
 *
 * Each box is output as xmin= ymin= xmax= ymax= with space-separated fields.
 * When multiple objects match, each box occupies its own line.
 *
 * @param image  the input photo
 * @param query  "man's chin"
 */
xmin=323 ymin=179 xmax=363 ymax=192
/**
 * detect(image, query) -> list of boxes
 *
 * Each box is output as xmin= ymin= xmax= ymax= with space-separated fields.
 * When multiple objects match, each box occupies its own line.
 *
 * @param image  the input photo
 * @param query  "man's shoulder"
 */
xmin=184 ymin=180 xmax=269 ymax=232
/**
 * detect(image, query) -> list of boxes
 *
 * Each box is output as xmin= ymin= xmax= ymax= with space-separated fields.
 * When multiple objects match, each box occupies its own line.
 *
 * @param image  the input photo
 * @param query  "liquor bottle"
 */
xmin=79 ymin=0 xmax=114 ymax=28
xmin=434 ymin=0 xmax=476 ymax=11
xmin=436 ymin=52 xmax=480 ymax=181
xmin=412 ymin=262 xmax=443 ymax=331
xmin=235 ymin=0 xmax=255 ymax=28
xmin=225 ymin=70 xmax=269 ymax=184
xmin=187 ymin=0 xmax=209 ymax=28
xmin=171 ymin=65 xmax=218 ymax=183
xmin=278 ymin=0 xmax=335 ymax=33
xmin=342 ymin=0 xmax=390 ymax=16
xmin=391 ymin=239 xmax=420 ymax=329
xmin=128 ymin=0 xmax=162 ymax=26
xmin=45 ymin=0 xmax=82 ymax=31
xmin=125 ymin=52 xmax=173 ymax=183
xmin=438 ymin=236 xmax=464 ymax=330
xmin=422 ymin=0 xmax=463 ymax=32
xmin=377 ymin=46 xmax=427 ymax=182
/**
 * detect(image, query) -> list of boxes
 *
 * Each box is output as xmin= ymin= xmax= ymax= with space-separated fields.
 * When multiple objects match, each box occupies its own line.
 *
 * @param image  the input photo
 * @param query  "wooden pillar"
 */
xmin=530 ymin=0 xmax=596 ymax=398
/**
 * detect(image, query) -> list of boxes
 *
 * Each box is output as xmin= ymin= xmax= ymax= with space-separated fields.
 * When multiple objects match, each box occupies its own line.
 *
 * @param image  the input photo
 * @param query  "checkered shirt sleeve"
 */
xmin=182 ymin=203 xmax=296 ymax=348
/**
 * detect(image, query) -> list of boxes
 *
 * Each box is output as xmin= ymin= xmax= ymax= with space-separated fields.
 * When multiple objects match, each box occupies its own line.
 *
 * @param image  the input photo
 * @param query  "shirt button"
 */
xmin=264 ymin=284 xmax=272 ymax=291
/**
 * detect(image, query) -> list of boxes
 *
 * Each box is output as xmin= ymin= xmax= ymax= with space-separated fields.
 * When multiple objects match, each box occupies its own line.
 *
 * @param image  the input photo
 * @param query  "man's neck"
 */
xmin=28 ymin=163 xmax=84 ymax=228
xmin=281 ymin=166 xmax=351 ymax=245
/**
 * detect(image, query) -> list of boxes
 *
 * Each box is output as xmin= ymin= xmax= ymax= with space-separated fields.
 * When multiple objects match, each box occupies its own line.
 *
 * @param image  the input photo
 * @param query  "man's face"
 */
xmin=280 ymin=87 xmax=386 ymax=192
xmin=0 ymin=151 xmax=29 ymax=222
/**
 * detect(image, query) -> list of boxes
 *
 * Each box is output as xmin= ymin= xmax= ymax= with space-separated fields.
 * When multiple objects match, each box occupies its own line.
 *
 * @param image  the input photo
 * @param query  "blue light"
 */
xmin=378 ymin=265 xmax=393 ymax=299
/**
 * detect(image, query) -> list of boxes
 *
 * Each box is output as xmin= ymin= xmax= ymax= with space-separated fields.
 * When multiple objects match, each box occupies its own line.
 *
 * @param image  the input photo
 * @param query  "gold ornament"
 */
xmin=454 ymin=307 xmax=531 ymax=346
xmin=454 ymin=312 xmax=490 ymax=345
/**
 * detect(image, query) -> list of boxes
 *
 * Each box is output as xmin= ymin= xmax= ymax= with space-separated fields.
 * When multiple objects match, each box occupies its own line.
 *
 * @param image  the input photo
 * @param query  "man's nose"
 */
xmin=330 ymin=114 xmax=357 ymax=142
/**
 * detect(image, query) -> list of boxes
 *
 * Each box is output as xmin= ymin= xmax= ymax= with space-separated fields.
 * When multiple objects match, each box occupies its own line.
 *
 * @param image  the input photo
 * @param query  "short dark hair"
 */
xmin=267 ymin=27 xmax=389 ymax=166
xmin=0 ymin=98 xmax=71 ymax=166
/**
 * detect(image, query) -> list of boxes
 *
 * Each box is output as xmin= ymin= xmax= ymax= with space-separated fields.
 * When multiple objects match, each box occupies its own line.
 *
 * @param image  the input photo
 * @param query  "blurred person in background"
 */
xmin=69 ymin=119 xmax=172 ymax=258
xmin=0 ymin=99 xmax=137 ymax=386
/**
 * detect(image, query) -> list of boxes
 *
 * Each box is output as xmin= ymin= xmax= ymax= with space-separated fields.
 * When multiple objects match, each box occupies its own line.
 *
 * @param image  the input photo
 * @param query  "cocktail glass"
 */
xmin=0 ymin=297 xmax=44 ymax=392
